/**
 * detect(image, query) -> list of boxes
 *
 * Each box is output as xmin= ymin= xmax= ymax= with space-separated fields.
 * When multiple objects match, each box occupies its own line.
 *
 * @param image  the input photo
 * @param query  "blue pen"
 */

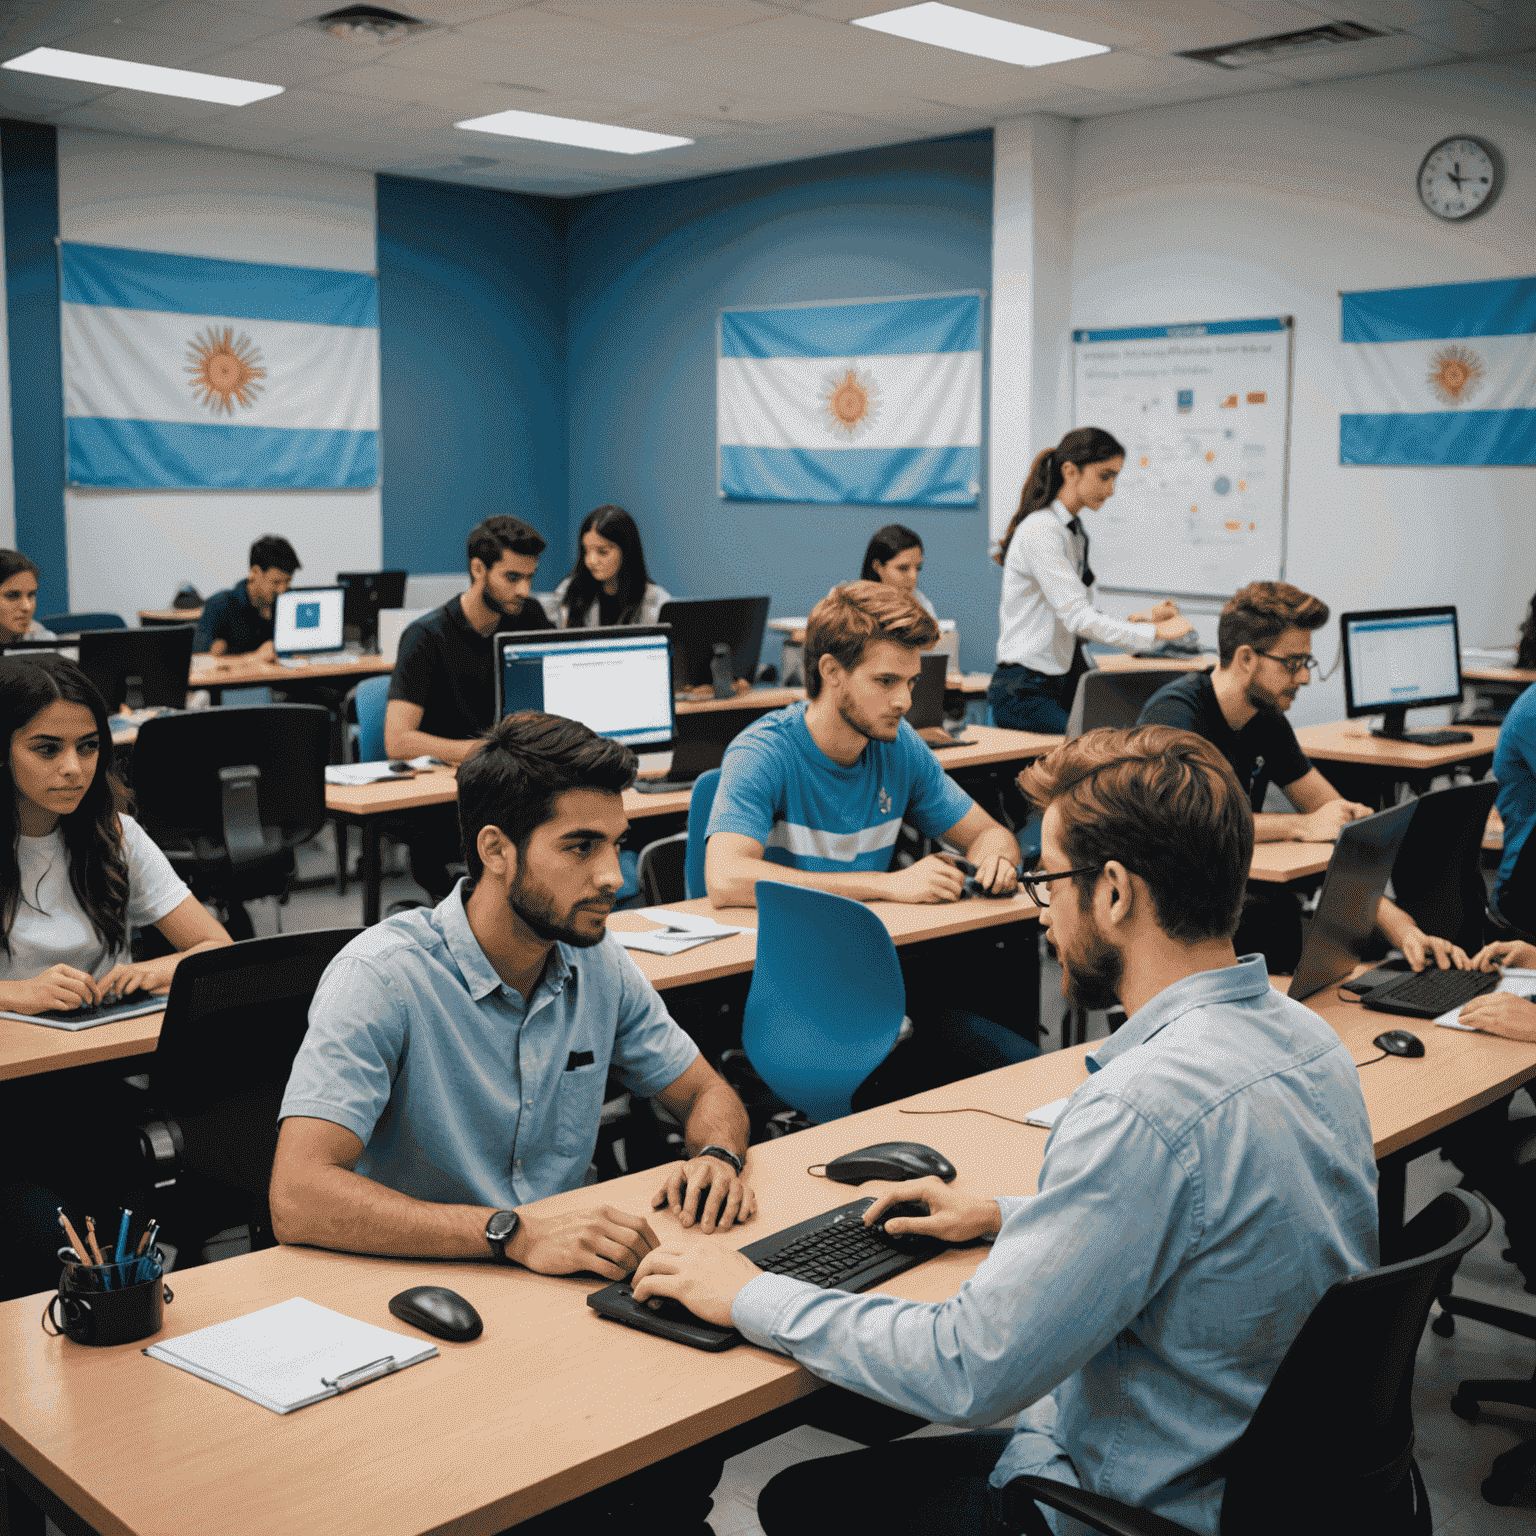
xmin=116 ymin=1208 xmax=132 ymax=1270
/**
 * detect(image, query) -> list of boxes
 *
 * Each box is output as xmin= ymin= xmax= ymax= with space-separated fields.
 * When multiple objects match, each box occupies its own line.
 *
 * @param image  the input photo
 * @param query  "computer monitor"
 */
xmin=77 ymin=625 xmax=195 ymax=711
xmin=337 ymin=570 xmax=407 ymax=651
xmin=906 ymin=652 xmax=950 ymax=731
xmin=274 ymin=587 xmax=345 ymax=656
xmin=493 ymin=626 xmax=675 ymax=752
xmin=1339 ymin=605 xmax=1463 ymax=742
xmin=658 ymin=596 xmax=770 ymax=696
xmin=1287 ymin=799 xmax=1417 ymax=1002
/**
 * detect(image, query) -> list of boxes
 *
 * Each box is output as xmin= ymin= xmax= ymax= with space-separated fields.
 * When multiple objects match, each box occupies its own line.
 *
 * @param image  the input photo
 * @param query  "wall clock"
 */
xmin=1417 ymin=136 xmax=1501 ymax=221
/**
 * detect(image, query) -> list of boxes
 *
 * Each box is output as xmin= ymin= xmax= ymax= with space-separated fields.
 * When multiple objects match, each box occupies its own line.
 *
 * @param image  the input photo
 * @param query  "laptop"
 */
xmin=908 ymin=652 xmax=970 ymax=748
xmin=1286 ymin=800 xmax=1417 ymax=1002
xmin=273 ymin=587 xmax=347 ymax=663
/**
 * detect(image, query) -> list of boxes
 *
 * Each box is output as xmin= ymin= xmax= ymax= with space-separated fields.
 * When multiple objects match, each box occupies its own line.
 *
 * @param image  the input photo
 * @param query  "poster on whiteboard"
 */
xmin=1071 ymin=316 xmax=1293 ymax=599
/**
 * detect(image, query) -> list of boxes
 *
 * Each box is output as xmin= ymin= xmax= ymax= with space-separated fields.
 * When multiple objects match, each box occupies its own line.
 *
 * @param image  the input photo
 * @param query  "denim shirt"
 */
xmin=732 ymin=956 xmax=1379 ymax=1533
xmin=280 ymin=880 xmax=699 ymax=1208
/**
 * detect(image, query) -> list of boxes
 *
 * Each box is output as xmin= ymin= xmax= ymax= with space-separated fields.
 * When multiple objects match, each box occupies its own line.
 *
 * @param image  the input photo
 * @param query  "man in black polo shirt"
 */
xmin=1139 ymin=580 xmax=1464 ymax=972
xmin=194 ymin=534 xmax=301 ymax=658
xmin=385 ymin=515 xmax=553 ymax=899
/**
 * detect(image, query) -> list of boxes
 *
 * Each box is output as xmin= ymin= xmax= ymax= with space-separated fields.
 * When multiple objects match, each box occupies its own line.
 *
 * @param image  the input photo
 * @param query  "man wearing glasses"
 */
xmin=1138 ymin=581 xmax=1464 ymax=971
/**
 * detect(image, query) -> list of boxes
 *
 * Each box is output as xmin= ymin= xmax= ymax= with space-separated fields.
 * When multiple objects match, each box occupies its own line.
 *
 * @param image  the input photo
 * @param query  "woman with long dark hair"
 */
xmin=860 ymin=525 xmax=936 ymax=618
xmin=0 ymin=655 xmax=229 ymax=1013
xmin=0 ymin=550 xmax=54 ymax=645
xmin=988 ymin=427 xmax=1193 ymax=732
xmin=556 ymin=505 xmax=671 ymax=629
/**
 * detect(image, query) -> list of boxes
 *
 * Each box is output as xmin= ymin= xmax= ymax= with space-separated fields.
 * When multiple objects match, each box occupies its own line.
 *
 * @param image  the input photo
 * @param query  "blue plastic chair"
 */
xmin=741 ymin=882 xmax=906 ymax=1124
xmin=354 ymin=675 xmax=390 ymax=762
xmin=38 ymin=611 xmax=125 ymax=633
xmin=684 ymin=769 xmax=721 ymax=901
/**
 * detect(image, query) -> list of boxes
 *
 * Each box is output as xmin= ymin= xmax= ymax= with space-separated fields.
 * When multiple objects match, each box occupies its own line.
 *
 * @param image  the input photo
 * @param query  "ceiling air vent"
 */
xmin=306 ymin=7 xmax=436 ymax=45
xmin=1178 ymin=20 xmax=1387 ymax=70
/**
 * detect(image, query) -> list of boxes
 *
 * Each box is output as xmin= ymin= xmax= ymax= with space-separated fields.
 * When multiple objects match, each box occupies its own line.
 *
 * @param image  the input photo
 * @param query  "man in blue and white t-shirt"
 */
xmin=707 ymin=581 xmax=1022 ymax=907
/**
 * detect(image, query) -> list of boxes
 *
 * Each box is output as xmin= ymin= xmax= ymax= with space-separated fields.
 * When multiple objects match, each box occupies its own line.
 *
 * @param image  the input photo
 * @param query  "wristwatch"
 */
xmin=484 ymin=1208 xmax=520 ymax=1263
xmin=698 ymin=1145 xmax=744 ymax=1175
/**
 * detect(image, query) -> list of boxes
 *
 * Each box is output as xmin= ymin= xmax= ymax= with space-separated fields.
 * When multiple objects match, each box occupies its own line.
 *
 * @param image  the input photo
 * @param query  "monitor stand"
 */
xmin=1370 ymin=706 xmax=1472 ymax=748
xmin=709 ymin=642 xmax=736 ymax=700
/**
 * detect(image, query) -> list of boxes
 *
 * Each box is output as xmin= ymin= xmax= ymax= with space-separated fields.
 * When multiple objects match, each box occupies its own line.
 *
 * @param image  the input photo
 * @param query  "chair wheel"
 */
xmin=1481 ymin=1476 xmax=1516 ymax=1506
xmin=1432 ymin=1311 xmax=1456 ymax=1337
xmin=1451 ymin=1393 xmax=1479 ymax=1422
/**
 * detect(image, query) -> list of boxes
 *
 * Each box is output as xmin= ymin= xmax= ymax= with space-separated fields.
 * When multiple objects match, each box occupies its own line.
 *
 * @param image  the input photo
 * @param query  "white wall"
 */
xmin=56 ymin=131 xmax=379 ymax=617
xmin=1036 ymin=55 xmax=1534 ymax=727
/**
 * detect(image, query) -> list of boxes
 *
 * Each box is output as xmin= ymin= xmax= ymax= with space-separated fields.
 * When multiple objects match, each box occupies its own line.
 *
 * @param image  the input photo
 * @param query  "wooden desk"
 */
xmin=7 ymin=982 xmax=1533 ymax=1536
xmin=138 ymin=608 xmax=201 ymax=626
xmin=1093 ymin=652 xmax=1216 ymax=674
xmin=1295 ymin=720 xmax=1500 ymax=772
xmin=1247 ymin=842 xmax=1333 ymax=884
xmin=1462 ymin=664 xmax=1536 ymax=686
xmin=190 ymin=652 xmax=393 ymax=693
xmin=0 ymin=1007 xmax=165 ymax=1083
xmin=674 ymin=685 xmax=803 ymax=715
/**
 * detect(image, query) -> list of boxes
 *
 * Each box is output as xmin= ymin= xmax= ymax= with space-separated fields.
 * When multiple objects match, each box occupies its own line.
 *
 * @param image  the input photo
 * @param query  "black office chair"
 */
xmin=1389 ymin=780 xmax=1500 ymax=954
xmin=36 ymin=610 xmax=126 ymax=633
xmin=1004 ymin=1188 xmax=1491 ymax=1536
xmin=1065 ymin=669 xmax=1175 ymax=738
xmin=1488 ymin=826 xmax=1536 ymax=944
xmin=130 ymin=705 xmax=330 ymax=940
xmin=135 ymin=928 xmax=362 ymax=1263
xmin=635 ymin=830 xmax=688 ymax=906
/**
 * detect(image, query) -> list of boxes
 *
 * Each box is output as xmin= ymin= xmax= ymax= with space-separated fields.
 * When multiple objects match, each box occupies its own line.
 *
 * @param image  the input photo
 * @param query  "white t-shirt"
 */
xmin=1 ymin=814 xmax=190 ymax=982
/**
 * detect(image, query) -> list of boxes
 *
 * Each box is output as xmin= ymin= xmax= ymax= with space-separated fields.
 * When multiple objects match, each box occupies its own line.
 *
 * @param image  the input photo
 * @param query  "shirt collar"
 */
xmin=1050 ymin=500 xmax=1075 ymax=529
xmin=1086 ymin=954 xmax=1271 ymax=1072
xmin=438 ymin=878 xmax=574 ymax=1002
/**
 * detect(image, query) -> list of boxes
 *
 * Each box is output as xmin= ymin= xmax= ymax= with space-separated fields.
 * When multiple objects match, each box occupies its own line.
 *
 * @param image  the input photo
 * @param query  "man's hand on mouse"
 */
xmin=861 ymin=1177 xmax=1002 ymax=1244
xmin=651 ymin=1155 xmax=757 ymax=1233
xmin=632 ymin=1239 xmax=763 ymax=1327
xmin=505 ymin=1204 xmax=658 ymax=1281
xmin=1457 ymin=991 xmax=1536 ymax=1043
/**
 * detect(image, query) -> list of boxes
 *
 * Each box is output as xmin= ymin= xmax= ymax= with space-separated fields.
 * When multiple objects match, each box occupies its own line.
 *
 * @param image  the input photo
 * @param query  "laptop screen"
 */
xmin=274 ymin=588 xmax=345 ymax=654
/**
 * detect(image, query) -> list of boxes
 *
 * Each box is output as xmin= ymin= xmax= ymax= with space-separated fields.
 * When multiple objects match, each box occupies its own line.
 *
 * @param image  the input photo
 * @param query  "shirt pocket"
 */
xmin=553 ymin=1061 xmax=610 ymax=1159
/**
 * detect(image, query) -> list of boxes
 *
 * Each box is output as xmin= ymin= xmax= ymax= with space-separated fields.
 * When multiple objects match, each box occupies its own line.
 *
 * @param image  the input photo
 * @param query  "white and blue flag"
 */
xmin=718 ymin=293 xmax=982 ymax=505
xmin=1340 ymin=275 xmax=1535 ymax=466
xmin=61 ymin=242 xmax=378 ymax=489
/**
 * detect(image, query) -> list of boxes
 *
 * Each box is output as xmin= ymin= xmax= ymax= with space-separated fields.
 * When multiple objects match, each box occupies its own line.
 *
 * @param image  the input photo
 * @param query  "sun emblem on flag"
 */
xmin=820 ymin=364 xmax=881 ymax=440
xmin=186 ymin=326 xmax=265 ymax=415
xmin=1426 ymin=344 xmax=1485 ymax=407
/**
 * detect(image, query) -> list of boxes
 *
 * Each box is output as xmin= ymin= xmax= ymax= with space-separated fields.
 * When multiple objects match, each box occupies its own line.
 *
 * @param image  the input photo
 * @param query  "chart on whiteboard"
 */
xmin=1071 ymin=317 xmax=1292 ymax=598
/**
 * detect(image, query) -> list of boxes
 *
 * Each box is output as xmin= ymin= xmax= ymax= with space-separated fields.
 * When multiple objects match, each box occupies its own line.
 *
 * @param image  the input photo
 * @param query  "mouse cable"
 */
xmin=1355 ymin=1050 xmax=1389 ymax=1069
xmin=896 ymin=1105 xmax=1046 ymax=1129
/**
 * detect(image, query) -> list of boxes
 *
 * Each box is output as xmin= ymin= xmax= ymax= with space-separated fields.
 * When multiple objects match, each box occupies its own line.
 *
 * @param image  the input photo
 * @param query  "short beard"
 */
xmin=507 ymin=868 xmax=608 ymax=949
xmin=837 ymin=696 xmax=898 ymax=743
xmin=1245 ymin=678 xmax=1289 ymax=715
xmin=1063 ymin=925 xmax=1125 ymax=1012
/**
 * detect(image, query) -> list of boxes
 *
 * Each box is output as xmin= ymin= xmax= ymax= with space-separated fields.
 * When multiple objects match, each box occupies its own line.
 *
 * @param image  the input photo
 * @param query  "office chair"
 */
xmin=336 ymin=676 xmax=394 ymax=895
xmin=1004 ymin=1188 xmax=1492 ymax=1536
xmin=1064 ymin=669 xmax=1173 ymax=739
xmin=135 ymin=929 xmax=362 ymax=1262
xmin=131 ymin=705 xmax=330 ymax=940
xmin=635 ymin=832 xmax=687 ymax=905
xmin=1487 ymin=827 xmax=1536 ymax=944
xmin=685 ymin=769 xmax=721 ymax=901
xmin=1389 ymin=780 xmax=1500 ymax=954
xmin=741 ymin=882 xmax=905 ymax=1124
xmin=36 ymin=611 xmax=126 ymax=633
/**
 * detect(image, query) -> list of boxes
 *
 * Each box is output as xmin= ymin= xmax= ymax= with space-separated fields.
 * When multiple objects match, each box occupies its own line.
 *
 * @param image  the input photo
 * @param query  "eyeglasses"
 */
xmin=1020 ymin=865 xmax=1103 ymax=907
xmin=1253 ymin=650 xmax=1317 ymax=676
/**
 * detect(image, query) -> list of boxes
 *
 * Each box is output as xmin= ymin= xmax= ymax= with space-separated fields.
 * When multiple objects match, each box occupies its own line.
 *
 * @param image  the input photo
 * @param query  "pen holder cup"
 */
xmin=44 ymin=1256 xmax=172 ymax=1346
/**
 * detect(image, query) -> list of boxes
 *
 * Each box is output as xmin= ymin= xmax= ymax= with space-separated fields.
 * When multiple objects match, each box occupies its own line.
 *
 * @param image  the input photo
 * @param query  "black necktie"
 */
xmin=1067 ymin=517 xmax=1095 ymax=590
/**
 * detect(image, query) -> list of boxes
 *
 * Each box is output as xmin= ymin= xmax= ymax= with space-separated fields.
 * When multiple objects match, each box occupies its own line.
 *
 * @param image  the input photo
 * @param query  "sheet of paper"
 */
xmin=1435 ymin=970 xmax=1536 ymax=1030
xmin=325 ymin=761 xmax=409 ymax=785
xmin=1025 ymin=1097 xmax=1068 ymax=1129
xmin=633 ymin=907 xmax=740 ymax=937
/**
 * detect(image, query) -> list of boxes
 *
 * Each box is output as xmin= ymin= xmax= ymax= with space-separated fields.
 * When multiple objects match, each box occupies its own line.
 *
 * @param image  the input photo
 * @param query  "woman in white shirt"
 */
xmin=861 ymin=525 xmax=938 ymax=619
xmin=989 ymin=427 xmax=1192 ymax=733
xmin=0 ymin=550 xmax=56 ymax=644
xmin=0 ymin=654 xmax=230 ymax=1014
xmin=556 ymin=505 xmax=672 ymax=629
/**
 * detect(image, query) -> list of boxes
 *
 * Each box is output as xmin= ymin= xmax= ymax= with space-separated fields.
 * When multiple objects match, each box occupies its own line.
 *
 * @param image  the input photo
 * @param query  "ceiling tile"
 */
xmin=1406 ymin=7 xmax=1536 ymax=52
xmin=52 ymin=93 xmax=236 ymax=135
xmin=322 ymin=62 xmax=517 ymax=113
xmin=1216 ymin=1 xmax=1340 ymax=24
xmin=1328 ymin=0 xmax=1473 ymax=23
xmin=128 ymin=2 xmax=289 ymax=46
xmin=44 ymin=22 xmax=227 ymax=68
xmin=1259 ymin=30 xmax=1458 ymax=75
xmin=181 ymin=42 xmax=357 ymax=87
xmin=537 ymin=1 xmax=785 ymax=39
xmin=0 ymin=1 xmax=163 ymax=51
xmin=0 ymin=72 xmax=110 ymax=110
xmin=1036 ymin=49 xmax=1229 ymax=91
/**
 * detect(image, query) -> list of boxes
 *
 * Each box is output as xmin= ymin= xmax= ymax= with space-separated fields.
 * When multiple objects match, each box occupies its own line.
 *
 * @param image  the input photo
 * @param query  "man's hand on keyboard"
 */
xmin=1471 ymin=940 xmax=1536 ymax=972
xmin=651 ymin=1156 xmax=757 ymax=1234
xmin=632 ymin=1239 xmax=763 ymax=1326
xmin=1399 ymin=927 xmax=1470 ymax=973
xmin=1458 ymin=991 xmax=1536 ymax=1044
xmin=862 ymin=1178 xmax=1002 ymax=1244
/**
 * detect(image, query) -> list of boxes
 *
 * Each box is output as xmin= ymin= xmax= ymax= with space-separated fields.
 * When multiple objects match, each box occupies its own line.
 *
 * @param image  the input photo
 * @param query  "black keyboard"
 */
xmin=586 ymin=1198 xmax=947 ymax=1351
xmin=1361 ymin=967 xmax=1499 ymax=1020
xmin=1368 ymin=728 xmax=1474 ymax=747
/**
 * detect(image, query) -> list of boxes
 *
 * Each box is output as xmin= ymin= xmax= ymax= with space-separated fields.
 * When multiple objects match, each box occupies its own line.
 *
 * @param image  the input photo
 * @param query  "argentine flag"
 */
xmin=1340 ymin=276 xmax=1536 ymax=466
xmin=62 ymin=242 xmax=378 ymax=489
xmin=718 ymin=292 xmax=982 ymax=506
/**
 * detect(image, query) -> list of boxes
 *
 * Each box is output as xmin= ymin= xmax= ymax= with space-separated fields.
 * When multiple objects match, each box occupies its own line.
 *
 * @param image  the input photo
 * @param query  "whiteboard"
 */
xmin=1071 ymin=316 xmax=1293 ymax=599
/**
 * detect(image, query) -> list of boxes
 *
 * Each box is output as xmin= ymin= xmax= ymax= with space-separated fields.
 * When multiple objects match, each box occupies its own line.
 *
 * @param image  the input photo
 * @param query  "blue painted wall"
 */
xmin=2 ymin=120 xmax=67 ymax=614
xmin=377 ymin=175 xmax=571 ymax=580
xmin=564 ymin=131 xmax=996 ymax=672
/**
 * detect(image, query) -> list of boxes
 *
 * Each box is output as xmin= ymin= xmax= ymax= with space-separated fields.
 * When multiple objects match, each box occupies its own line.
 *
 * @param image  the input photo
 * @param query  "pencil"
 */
xmin=84 ymin=1215 xmax=105 ymax=1266
xmin=57 ymin=1209 xmax=88 ymax=1265
xmin=135 ymin=1219 xmax=154 ymax=1258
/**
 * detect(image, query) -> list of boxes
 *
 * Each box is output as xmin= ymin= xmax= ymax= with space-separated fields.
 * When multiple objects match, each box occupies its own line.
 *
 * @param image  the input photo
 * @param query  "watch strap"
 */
xmin=698 ymin=1145 xmax=744 ymax=1175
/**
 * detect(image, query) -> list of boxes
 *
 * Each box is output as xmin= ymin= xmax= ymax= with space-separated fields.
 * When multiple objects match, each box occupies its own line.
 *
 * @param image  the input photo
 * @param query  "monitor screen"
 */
xmin=495 ymin=627 xmax=674 ymax=750
xmin=77 ymin=626 xmax=195 ymax=711
xmin=274 ymin=587 xmax=345 ymax=654
xmin=1340 ymin=607 xmax=1462 ymax=717
xmin=657 ymin=596 xmax=770 ymax=692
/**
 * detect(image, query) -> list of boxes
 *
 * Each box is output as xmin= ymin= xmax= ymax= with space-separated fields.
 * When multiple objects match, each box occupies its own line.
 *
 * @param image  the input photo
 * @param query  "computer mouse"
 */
xmin=388 ymin=1285 xmax=483 ymax=1342
xmin=820 ymin=1142 xmax=957 ymax=1185
xmin=386 ymin=760 xmax=414 ymax=774
xmin=1373 ymin=1029 xmax=1426 ymax=1059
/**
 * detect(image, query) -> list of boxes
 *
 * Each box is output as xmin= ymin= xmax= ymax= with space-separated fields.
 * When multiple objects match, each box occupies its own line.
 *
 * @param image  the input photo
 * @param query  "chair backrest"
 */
xmin=37 ymin=611 xmax=126 ymax=633
xmin=636 ymin=832 xmax=687 ymax=906
xmin=1219 ymin=1187 xmax=1490 ymax=1534
xmin=684 ymin=768 xmax=722 ymax=901
xmin=1066 ymin=669 xmax=1172 ymax=738
xmin=149 ymin=929 xmax=362 ymax=1195
xmin=1390 ymin=780 xmax=1500 ymax=954
xmin=741 ymin=882 xmax=906 ymax=1124
xmin=353 ymin=674 xmax=391 ymax=762
xmin=131 ymin=704 xmax=330 ymax=857
xmin=1495 ymin=822 xmax=1536 ymax=940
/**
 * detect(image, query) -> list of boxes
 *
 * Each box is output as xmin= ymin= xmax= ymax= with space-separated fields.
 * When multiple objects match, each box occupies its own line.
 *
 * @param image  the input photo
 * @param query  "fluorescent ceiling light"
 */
xmin=1 ymin=46 xmax=283 ymax=106
xmin=852 ymin=3 xmax=1109 ymax=68
xmin=456 ymin=109 xmax=692 ymax=155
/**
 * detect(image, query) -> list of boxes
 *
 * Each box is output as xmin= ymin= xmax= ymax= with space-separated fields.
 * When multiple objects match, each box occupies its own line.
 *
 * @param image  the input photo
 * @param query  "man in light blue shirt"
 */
xmin=635 ymin=725 xmax=1379 ymax=1536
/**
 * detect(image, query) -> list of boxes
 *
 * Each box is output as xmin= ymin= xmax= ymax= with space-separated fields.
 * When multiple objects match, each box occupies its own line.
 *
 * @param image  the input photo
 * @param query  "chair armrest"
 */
xmin=137 ymin=1118 xmax=185 ymax=1187
xmin=1001 ymin=1476 xmax=1195 ymax=1536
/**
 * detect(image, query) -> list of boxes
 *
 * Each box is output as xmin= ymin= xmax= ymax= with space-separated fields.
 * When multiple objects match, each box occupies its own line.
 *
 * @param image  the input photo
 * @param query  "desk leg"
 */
xmin=1378 ymin=1153 xmax=1407 ymax=1258
xmin=361 ymin=821 xmax=382 ymax=926
xmin=2 ymin=1449 xmax=99 ymax=1536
